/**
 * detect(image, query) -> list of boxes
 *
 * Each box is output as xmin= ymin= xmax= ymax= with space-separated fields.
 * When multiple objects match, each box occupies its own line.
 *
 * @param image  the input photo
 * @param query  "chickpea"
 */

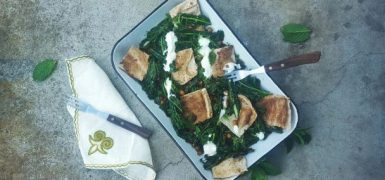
xmin=160 ymin=96 xmax=166 ymax=105
xmin=179 ymin=90 xmax=185 ymax=96
xmin=226 ymin=133 xmax=232 ymax=139
xmin=195 ymin=25 xmax=205 ymax=32
xmin=207 ymin=27 xmax=213 ymax=32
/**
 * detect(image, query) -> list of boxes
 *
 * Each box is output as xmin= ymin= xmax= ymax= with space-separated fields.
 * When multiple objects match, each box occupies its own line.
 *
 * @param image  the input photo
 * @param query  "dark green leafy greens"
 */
xmin=173 ymin=13 xmax=211 ymax=27
xmin=33 ymin=59 xmax=57 ymax=81
xmin=138 ymin=13 xmax=279 ymax=169
xmin=249 ymin=159 xmax=281 ymax=180
xmin=252 ymin=167 xmax=267 ymax=180
xmin=284 ymin=127 xmax=312 ymax=153
xmin=280 ymin=23 xmax=312 ymax=43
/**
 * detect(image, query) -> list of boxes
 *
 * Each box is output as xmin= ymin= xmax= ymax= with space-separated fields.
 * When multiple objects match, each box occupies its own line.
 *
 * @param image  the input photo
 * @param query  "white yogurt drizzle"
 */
xmin=164 ymin=77 xmax=173 ymax=99
xmin=203 ymin=141 xmax=217 ymax=156
xmin=256 ymin=132 xmax=265 ymax=140
xmin=164 ymin=31 xmax=178 ymax=72
xmin=198 ymin=36 xmax=212 ymax=78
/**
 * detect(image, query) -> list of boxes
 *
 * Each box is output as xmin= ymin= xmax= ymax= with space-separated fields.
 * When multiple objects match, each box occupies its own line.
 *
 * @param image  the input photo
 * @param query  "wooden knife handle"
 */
xmin=264 ymin=51 xmax=321 ymax=72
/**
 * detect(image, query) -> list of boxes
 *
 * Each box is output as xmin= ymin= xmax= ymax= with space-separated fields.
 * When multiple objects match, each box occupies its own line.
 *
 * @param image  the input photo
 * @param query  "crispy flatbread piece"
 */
xmin=121 ymin=47 xmax=149 ymax=81
xmin=258 ymin=95 xmax=291 ymax=129
xmin=212 ymin=46 xmax=236 ymax=78
xmin=237 ymin=95 xmax=258 ymax=128
xmin=171 ymin=48 xmax=198 ymax=85
xmin=169 ymin=0 xmax=201 ymax=18
xmin=221 ymin=95 xmax=257 ymax=137
xmin=181 ymin=88 xmax=213 ymax=124
xmin=212 ymin=157 xmax=247 ymax=179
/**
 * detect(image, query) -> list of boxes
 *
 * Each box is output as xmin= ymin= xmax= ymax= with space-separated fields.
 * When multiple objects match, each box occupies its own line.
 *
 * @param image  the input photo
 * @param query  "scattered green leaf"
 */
xmin=260 ymin=161 xmax=281 ymax=176
xmin=284 ymin=127 xmax=312 ymax=153
xmin=32 ymin=59 xmax=57 ymax=81
xmin=284 ymin=137 xmax=294 ymax=153
xmin=251 ymin=167 xmax=267 ymax=180
xmin=280 ymin=23 xmax=311 ymax=43
xmin=249 ymin=159 xmax=281 ymax=180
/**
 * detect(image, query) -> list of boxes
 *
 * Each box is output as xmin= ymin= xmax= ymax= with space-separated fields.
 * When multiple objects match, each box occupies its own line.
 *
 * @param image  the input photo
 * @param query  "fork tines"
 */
xmin=66 ymin=95 xmax=86 ymax=110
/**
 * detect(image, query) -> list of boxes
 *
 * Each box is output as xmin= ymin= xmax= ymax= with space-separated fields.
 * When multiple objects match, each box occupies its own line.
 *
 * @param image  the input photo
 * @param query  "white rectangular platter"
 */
xmin=111 ymin=0 xmax=298 ymax=179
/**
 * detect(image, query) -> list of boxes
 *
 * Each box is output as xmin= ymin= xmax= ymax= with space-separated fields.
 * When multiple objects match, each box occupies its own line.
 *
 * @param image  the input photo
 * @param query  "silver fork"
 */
xmin=66 ymin=95 xmax=152 ymax=139
xmin=226 ymin=51 xmax=321 ymax=82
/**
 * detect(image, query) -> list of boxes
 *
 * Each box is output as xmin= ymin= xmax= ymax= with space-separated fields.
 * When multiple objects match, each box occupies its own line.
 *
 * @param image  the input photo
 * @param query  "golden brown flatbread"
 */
xmin=212 ymin=46 xmax=236 ymax=78
xmin=121 ymin=47 xmax=149 ymax=81
xmin=181 ymin=88 xmax=213 ymax=124
xmin=171 ymin=48 xmax=198 ymax=85
xmin=237 ymin=95 xmax=258 ymax=128
xmin=258 ymin=95 xmax=291 ymax=129
xmin=221 ymin=95 xmax=257 ymax=137
xmin=169 ymin=0 xmax=201 ymax=18
xmin=212 ymin=157 xmax=247 ymax=178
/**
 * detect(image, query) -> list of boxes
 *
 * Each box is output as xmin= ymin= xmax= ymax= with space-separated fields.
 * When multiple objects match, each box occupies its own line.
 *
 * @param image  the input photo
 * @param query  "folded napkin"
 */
xmin=65 ymin=56 xmax=156 ymax=180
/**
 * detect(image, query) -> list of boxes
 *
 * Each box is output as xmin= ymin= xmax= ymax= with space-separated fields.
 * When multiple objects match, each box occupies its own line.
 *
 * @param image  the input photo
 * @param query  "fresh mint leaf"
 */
xmin=293 ymin=128 xmax=312 ymax=145
xmin=33 ymin=59 xmax=57 ymax=81
xmin=294 ymin=132 xmax=305 ymax=144
xmin=251 ymin=167 xmax=267 ymax=180
xmin=285 ymin=127 xmax=312 ymax=153
xmin=303 ymin=133 xmax=312 ymax=144
xmin=285 ymin=137 xmax=294 ymax=153
xmin=280 ymin=23 xmax=311 ymax=43
xmin=260 ymin=161 xmax=281 ymax=176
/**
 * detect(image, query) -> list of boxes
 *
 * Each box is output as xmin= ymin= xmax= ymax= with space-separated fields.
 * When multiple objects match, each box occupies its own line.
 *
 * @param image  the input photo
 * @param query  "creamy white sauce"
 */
xmin=198 ymin=36 xmax=212 ymax=78
xmin=256 ymin=132 xmax=265 ymax=140
xmin=222 ymin=92 xmax=228 ymax=108
xmin=233 ymin=125 xmax=239 ymax=135
xmin=164 ymin=31 xmax=178 ymax=72
xmin=203 ymin=141 xmax=217 ymax=156
xmin=164 ymin=78 xmax=173 ymax=98
xmin=219 ymin=92 xmax=228 ymax=119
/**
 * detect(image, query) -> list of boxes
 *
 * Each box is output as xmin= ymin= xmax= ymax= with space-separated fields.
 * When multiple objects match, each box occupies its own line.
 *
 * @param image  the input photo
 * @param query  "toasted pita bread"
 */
xmin=121 ymin=48 xmax=149 ymax=81
xmin=169 ymin=0 xmax=201 ymax=18
xmin=258 ymin=95 xmax=291 ymax=129
xmin=212 ymin=157 xmax=247 ymax=179
xmin=221 ymin=95 xmax=257 ymax=137
xmin=171 ymin=48 xmax=198 ymax=85
xmin=237 ymin=95 xmax=258 ymax=128
xmin=212 ymin=46 xmax=236 ymax=78
xmin=181 ymin=88 xmax=213 ymax=124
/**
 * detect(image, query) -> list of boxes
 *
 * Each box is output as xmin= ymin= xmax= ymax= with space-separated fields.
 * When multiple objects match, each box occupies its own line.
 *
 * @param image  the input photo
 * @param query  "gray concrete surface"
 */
xmin=0 ymin=0 xmax=384 ymax=179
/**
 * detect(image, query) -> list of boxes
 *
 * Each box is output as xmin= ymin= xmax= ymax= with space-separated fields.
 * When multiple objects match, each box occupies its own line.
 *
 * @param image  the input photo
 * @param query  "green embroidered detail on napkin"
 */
xmin=88 ymin=130 xmax=114 ymax=155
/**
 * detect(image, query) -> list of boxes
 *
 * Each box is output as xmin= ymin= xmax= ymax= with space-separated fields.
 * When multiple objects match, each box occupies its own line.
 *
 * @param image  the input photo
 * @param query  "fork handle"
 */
xmin=264 ymin=51 xmax=321 ymax=72
xmin=107 ymin=115 xmax=152 ymax=139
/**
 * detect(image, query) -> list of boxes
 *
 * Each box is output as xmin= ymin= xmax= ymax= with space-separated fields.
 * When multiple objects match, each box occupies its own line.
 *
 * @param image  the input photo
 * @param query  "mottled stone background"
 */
xmin=0 ymin=0 xmax=384 ymax=179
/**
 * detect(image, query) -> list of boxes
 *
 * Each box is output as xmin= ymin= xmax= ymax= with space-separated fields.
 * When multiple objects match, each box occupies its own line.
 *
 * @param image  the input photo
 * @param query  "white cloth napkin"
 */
xmin=65 ymin=56 xmax=156 ymax=180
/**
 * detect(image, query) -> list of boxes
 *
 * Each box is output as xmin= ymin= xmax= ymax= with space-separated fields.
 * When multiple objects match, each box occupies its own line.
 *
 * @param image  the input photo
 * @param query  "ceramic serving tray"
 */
xmin=111 ymin=0 xmax=298 ymax=179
